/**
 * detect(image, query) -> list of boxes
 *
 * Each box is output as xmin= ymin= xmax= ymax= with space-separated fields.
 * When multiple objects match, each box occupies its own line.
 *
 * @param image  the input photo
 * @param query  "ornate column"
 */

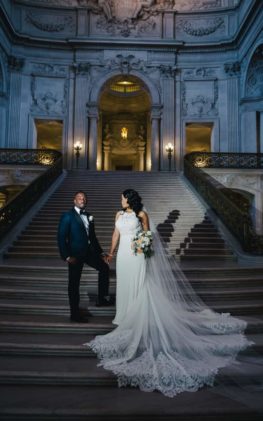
xmin=87 ymin=102 xmax=99 ymax=170
xmin=160 ymin=66 xmax=176 ymax=170
xmin=175 ymin=69 xmax=182 ymax=171
xmin=69 ymin=63 xmax=91 ymax=169
xmin=151 ymin=105 xmax=162 ymax=171
xmin=224 ymin=62 xmax=241 ymax=152
xmin=7 ymin=56 xmax=24 ymax=148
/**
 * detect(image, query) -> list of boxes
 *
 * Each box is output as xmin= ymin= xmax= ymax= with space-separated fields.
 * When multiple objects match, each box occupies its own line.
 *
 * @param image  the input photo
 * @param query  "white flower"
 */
xmin=88 ymin=215 xmax=94 ymax=222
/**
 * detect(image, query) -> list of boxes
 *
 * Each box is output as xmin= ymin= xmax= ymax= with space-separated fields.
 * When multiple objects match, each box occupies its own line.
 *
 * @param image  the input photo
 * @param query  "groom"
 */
xmin=58 ymin=190 xmax=112 ymax=322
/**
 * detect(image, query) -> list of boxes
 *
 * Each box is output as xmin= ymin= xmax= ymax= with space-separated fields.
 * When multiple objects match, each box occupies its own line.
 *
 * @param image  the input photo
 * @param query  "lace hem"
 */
xmin=85 ymin=331 xmax=252 ymax=398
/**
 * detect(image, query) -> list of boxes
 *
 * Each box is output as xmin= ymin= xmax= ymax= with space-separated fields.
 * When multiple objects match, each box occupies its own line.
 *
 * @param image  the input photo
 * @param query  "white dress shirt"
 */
xmin=75 ymin=206 xmax=89 ymax=236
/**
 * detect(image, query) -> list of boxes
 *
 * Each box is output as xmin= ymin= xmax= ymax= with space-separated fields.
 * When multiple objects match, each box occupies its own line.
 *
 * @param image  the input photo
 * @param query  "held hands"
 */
xmin=102 ymin=253 xmax=113 ymax=265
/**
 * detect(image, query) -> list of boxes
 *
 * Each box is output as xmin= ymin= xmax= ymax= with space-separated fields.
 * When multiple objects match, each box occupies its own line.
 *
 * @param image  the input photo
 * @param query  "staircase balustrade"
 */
xmin=0 ymin=149 xmax=62 ymax=240
xmin=184 ymin=152 xmax=263 ymax=255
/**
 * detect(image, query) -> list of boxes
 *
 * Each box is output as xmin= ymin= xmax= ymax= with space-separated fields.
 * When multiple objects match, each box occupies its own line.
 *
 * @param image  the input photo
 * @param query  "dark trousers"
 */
xmin=68 ymin=251 xmax=109 ymax=317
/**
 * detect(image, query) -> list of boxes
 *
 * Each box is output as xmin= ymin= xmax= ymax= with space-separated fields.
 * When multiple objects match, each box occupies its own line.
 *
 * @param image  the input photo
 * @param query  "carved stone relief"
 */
xmin=30 ymin=76 xmax=67 ymax=115
xmin=245 ymin=46 xmax=263 ymax=98
xmin=177 ymin=17 xmax=225 ymax=38
xmin=183 ymin=67 xmax=216 ymax=79
xmin=26 ymin=11 xmax=74 ymax=33
xmin=86 ymin=0 xmax=171 ymax=37
xmin=104 ymin=54 xmax=147 ymax=73
xmin=182 ymin=79 xmax=218 ymax=117
xmin=31 ymin=63 xmax=68 ymax=77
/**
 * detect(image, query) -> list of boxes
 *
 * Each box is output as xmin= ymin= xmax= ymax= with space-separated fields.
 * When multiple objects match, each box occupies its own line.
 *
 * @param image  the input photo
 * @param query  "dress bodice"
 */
xmin=116 ymin=211 xmax=141 ymax=237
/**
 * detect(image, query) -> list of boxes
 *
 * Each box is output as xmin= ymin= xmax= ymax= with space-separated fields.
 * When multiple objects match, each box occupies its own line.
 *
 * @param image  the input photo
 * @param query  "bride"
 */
xmin=85 ymin=189 xmax=252 ymax=397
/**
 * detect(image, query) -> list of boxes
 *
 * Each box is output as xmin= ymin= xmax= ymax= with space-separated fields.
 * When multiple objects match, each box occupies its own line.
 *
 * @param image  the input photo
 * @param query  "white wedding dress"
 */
xmin=86 ymin=211 xmax=253 ymax=397
xmin=113 ymin=211 xmax=146 ymax=325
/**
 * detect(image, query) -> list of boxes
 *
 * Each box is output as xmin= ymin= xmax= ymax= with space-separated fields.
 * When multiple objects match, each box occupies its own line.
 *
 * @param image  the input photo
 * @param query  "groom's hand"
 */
xmin=66 ymin=256 xmax=77 ymax=264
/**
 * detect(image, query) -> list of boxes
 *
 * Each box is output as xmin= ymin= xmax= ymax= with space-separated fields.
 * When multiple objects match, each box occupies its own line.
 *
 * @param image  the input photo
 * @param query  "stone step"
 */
xmin=180 ymin=255 xmax=236 ymax=262
xmin=182 ymin=267 xmax=263 ymax=278
xmin=1 ymin=265 xmax=262 ymax=280
xmin=0 ymin=314 xmax=262 ymax=334
xmin=4 ymin=252 xmax=61 ymax=259
xmin=0 ymin=333 xmax=261 ymax=357
xmin=0 ymin=302 xmax=115 ymax=317
xmin=188 ymin=232 xmax=222 ymax=238
xmin=182 ymin=248 xmax=233 ymax=255
xmin=1 ymin=385 xmax=262 ymax=421
xmin=185 ymin=243 xmax=227 ymax=249
xmin=0 ymin=354 xmax=261 ymax=388
xmin=0 ymin=356 xmax=117 ymax=386
xmin=0 ymin=316 xmax=113 ymax=334
xmin=1 ymin=275 xmax=263 ymax=290
xmin=0 ymin=300 xmax=262 ymax=316
xmin=186 ymin=237 xmax=225 ymax=243
xmin=0 ymin=286 xmax=262 ymax=302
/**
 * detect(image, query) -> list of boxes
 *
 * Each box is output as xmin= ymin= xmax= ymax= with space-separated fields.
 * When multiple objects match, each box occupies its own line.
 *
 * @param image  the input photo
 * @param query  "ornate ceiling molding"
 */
xmin=17 ymin=0 xmax=235 ymax=12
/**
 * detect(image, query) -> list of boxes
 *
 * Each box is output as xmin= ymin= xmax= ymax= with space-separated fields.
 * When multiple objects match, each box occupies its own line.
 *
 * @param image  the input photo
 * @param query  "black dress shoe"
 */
xmin=96 ymin=296 xmax=115 ymax=307
xmin=70 ymin=315 xmax=88 ymax=323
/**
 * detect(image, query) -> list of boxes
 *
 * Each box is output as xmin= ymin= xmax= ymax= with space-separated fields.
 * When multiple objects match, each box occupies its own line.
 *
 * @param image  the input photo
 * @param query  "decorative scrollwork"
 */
xmin=26 ymin=11 xmax=74 ymax=32
xmin=179 ymin=17 xmax=224 ymax=37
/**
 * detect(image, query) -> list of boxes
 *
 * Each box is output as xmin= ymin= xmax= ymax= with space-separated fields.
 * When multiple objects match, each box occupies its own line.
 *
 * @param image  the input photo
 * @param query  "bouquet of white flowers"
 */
xmin=131 ymin=230 xmax=153 ymax=259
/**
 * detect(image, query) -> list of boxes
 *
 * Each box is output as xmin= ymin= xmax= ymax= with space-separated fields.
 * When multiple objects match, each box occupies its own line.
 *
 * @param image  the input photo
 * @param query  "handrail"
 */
xmin=0 ymin=149 xmax=62 ymax=240
xmin=184 ymin=152 xmax=263 ymax=255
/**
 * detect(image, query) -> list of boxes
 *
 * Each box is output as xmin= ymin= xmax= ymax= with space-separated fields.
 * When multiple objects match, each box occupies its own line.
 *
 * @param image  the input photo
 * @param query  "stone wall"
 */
xmin=0 ymin=0 xmax=262 ymax=170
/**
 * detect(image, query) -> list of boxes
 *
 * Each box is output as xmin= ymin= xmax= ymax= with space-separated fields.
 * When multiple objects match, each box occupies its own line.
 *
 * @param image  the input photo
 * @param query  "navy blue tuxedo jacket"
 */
xmin=57 ymin=208 xmax=103 ymax=261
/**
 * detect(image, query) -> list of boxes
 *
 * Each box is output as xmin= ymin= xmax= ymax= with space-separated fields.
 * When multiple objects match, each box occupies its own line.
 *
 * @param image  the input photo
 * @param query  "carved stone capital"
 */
xmin=87 ymin=102 xmax=99 ymax=118
xmin=151 ymin=105 xmax=162 ymax=120
xmin=76 ymin=63 xmax=91 ymax=75
xmin=160 ymin=65 xmax=176 ymax=78
xmin=224 ymin=61 xmax=241 ymax=77
xmin=8 ymin=56 xmax=24 ymax=72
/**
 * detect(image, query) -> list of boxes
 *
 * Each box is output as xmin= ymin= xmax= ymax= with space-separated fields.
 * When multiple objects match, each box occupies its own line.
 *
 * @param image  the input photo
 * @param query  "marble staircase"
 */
xmin=0 ymin=170 xmax=262 ymax=420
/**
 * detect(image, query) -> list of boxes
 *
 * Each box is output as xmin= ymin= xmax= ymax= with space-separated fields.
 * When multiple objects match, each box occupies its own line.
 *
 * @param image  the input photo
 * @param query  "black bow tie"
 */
xmin=80 ymin=210 xmax=87 ymax=215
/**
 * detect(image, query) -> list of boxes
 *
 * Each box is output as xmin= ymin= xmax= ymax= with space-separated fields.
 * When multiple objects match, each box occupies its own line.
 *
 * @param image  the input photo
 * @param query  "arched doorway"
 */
xmin=97 ymin=75 xmax=151 ymax=171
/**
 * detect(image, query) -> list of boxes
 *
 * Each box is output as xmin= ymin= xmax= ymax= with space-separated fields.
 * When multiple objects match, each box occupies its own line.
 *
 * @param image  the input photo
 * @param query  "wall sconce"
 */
xmin=121 ymin=127 xmax=128 ymax=140
xmin=165 ymin=143 xmax=174 ymax=171
xmin=74 ymin=141 xmax=82 ymax=168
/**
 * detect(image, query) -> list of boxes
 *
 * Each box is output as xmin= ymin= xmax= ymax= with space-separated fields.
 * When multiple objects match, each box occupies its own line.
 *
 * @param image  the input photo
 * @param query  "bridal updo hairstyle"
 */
xmin=122 ymin=189 xmax=143 ymax=218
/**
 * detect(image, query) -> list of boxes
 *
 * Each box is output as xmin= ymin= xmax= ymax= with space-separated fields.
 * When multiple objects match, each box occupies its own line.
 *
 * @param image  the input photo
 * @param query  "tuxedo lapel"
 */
xmin=71 ymin=208 xmax=86 ymax=229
